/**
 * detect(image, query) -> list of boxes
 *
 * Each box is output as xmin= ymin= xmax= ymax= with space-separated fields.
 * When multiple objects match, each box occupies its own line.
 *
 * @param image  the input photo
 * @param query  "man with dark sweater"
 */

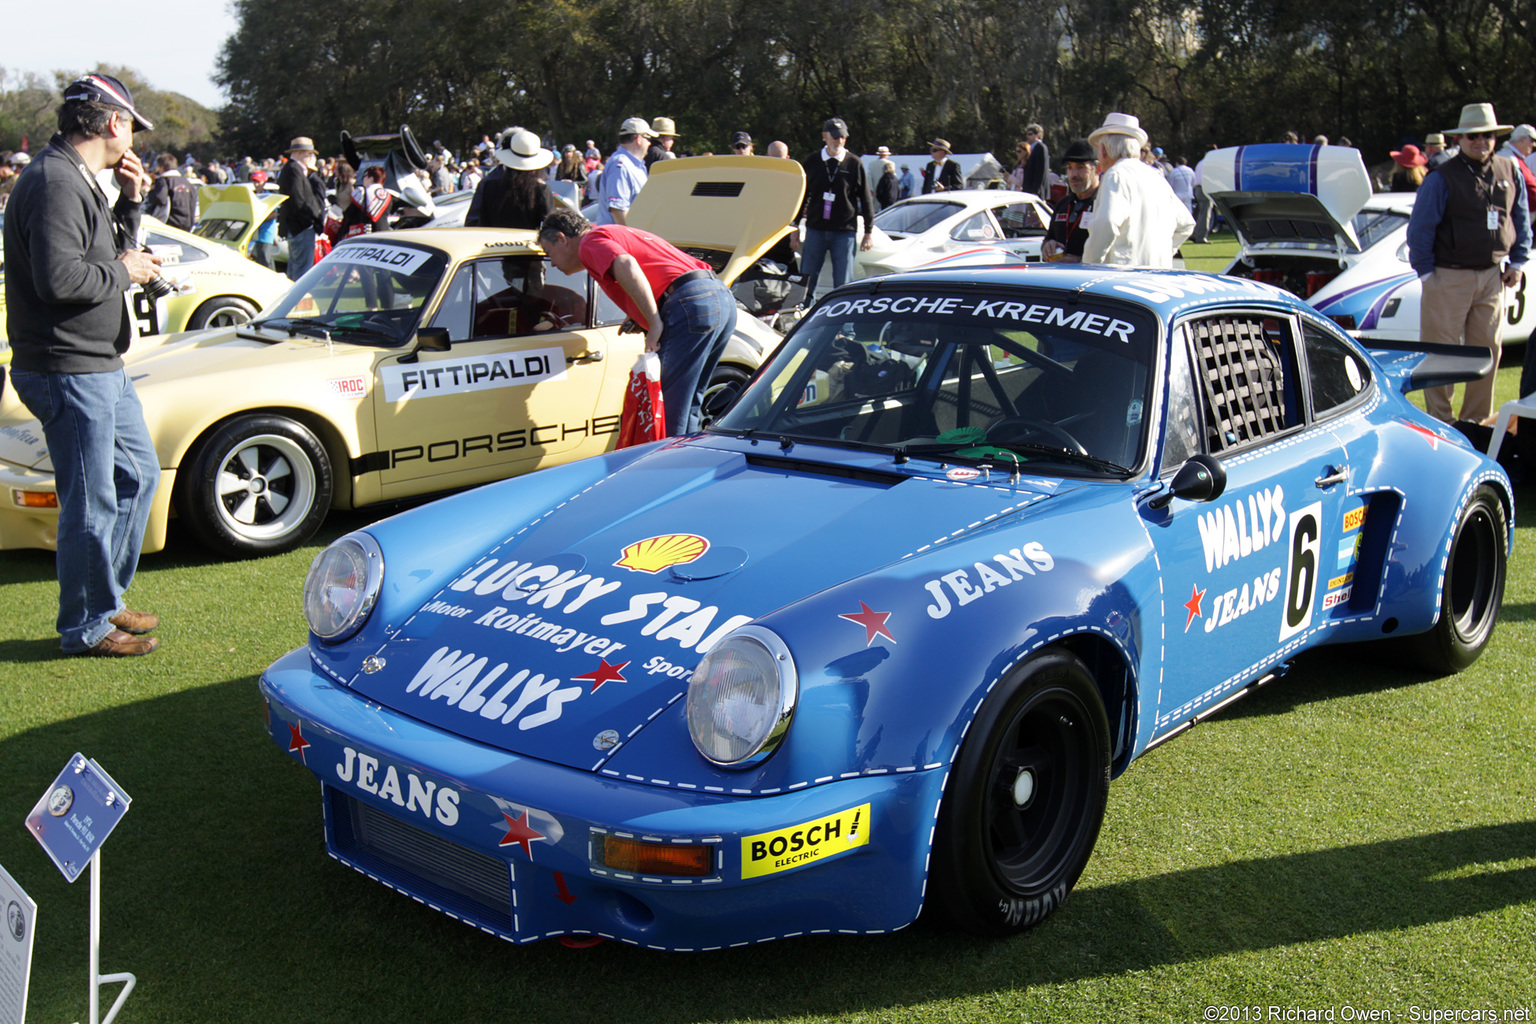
xmin=4 ymin=74 xmax=165 ymax=656
xmin=145 ymin=152 xmax=199 ymax=229
xmin=1407 ymin=103 xmax=1530 ymax=424
xmin=791 ymin=118 xmax=875 ymax=303
xmin=278 ymin=136 xmax=326 ymax=281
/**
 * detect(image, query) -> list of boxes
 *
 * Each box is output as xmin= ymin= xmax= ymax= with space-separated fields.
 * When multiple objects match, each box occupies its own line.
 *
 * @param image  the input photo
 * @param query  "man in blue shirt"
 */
xmin=591 ymin=117 xmax=654 ymax=226
xmin=1406 ymin=102 xmax=1530 ymax=424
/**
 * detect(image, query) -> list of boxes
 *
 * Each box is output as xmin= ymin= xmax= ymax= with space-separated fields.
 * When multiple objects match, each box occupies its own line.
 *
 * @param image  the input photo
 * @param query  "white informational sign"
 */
xmin=327 ymin=242 xmax=433 ymax=275
xmin=0 ymin=862 xmax=36 ymax=1024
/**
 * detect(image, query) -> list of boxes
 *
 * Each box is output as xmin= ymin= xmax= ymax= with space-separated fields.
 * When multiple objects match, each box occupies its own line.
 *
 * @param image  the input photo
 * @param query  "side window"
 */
xmin=143 ymin=231 xmax=209 ymax=265
xmin=542 ymin=262 xmax=591 ymax=329
xmin=1303 ymin=321 xmax=1370 ymax=415
xmin=997 ymin=202 xmax=1049 ymax=238
xmin=950 ymin=211 xmax=1000 ymax=242
xmin=1187 ymin=315 xmax=1302 ymax=452
xmin=428 ymin=264 xmax=473 ymax=341
xmin=1161 ymin=335 xmax=1203 ymax=470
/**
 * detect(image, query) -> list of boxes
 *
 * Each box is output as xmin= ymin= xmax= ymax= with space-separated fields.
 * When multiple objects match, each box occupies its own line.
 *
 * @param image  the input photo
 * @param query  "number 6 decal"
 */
xmin=1278 ymin=502 xmax=1322 ymax=642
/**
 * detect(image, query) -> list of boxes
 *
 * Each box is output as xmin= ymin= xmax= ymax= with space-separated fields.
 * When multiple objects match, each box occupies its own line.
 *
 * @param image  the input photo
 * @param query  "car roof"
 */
xmin=841 ymin=263 xmax=1302 ymax=316
xmin=891 ymin=190 xmax=1050 ymax=210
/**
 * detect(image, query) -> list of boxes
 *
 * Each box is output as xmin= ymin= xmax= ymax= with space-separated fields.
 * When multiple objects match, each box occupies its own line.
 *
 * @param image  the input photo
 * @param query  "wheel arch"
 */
xmin=1053 ymin=631 xmax=1139 ymax=777
xmin=175 ymin=405 xmax=360 ymax=511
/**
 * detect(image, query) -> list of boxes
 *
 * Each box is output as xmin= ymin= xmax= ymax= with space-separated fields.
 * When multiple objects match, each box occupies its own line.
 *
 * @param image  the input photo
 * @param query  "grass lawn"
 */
xmin=1 ymin=323 xmax=1532 ymax=1023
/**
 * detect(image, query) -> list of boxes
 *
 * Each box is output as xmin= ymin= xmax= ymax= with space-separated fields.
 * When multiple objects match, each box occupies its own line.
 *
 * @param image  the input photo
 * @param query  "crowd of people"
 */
xmin=4 ymin=76 xmax=1532 ymax=659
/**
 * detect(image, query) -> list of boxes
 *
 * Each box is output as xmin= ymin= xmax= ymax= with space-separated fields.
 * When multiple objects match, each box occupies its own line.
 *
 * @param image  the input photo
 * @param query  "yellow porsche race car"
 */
xmin=1 ymin=210 xmax=291 ymax=341
xmin=0 ymin=156 xmax=805 ymax=558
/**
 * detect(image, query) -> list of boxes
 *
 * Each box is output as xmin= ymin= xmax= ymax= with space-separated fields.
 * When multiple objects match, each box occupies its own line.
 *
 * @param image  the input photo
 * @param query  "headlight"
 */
xmin=686 ymin=626 xmax=797 ymax=767
xmin=304 ymin=533 xmax=383 ymax=642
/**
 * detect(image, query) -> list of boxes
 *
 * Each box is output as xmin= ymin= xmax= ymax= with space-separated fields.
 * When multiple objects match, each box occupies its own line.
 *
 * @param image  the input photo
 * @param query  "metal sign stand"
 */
xmin=81 ymin=850 xmax=134 ymax=1024
xmin=22 ymin=755 xmax=135 ymax=1024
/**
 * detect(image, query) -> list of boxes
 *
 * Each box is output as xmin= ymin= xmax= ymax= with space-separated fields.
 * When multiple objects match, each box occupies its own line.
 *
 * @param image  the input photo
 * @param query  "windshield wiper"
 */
xmin=900 ymin=441 xmax=1129 ymax=476
xmin=243 ymin=317 xmax=334 ymax=341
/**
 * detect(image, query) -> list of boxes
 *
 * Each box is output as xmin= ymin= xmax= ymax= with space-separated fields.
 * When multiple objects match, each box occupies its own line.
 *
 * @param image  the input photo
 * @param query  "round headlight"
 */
xmin=686 ymin=626 xmax=797 ymax=767
xmin=304 ymin=533 xmax=384 ymax=642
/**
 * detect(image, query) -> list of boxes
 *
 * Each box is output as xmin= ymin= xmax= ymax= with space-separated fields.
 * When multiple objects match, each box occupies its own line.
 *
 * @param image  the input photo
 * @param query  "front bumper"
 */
xmin=260 ymin=647 xmax=947 ymax=951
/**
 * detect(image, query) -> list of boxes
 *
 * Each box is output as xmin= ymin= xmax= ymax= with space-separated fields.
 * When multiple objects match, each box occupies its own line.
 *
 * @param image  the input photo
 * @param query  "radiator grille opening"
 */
xmin=690 ymin=181 xmax=745 ymax=198
xmin=329 ymin=786 xmax=511 ymax=927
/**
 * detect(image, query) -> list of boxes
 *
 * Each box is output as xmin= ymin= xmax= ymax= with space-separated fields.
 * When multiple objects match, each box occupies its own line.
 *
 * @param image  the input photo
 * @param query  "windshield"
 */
xmin=874 ymin=200 xmax=964 ymax=235
xmin=254 ymin=240 xmax=448 ymax=347
xmin=716 ymin=286 xmax=1159 ymax=474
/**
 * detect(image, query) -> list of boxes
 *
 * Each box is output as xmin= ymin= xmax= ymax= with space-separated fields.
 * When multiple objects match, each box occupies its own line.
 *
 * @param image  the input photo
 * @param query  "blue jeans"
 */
xmin=800 ymin=229 xmax=856 ymax=302
xmin=287 ymin=227 xmax=317 ymax=280
xmin=11 ymin=368 xmax=160 ymax=652
xmin=659 ymin=277 xmax=737 ymax=436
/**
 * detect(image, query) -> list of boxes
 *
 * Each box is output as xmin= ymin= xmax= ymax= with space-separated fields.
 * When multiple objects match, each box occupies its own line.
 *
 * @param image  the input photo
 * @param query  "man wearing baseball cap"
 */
xmin=3 ymin=73 xmax=165 ymax=656
xmin=1407 ymin=102 xmax=1530 ymax=425
xmin=791 ymin=117 xmax=875 ymax=302
xmin=592 ymin=117 xmax=656 ymax=227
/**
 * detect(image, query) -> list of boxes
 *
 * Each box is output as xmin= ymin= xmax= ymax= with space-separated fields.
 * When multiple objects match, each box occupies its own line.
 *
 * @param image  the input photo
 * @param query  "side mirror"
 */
xmin=1148 ymin=453 xmax=1226 ymax=509
xmin=399 ymin=327 xmax=451 ymax=363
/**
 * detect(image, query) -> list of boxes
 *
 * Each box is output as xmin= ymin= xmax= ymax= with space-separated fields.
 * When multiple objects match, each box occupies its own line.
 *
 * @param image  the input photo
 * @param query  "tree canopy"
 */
xmin=0 ymin=66 xmax=219 ymax=157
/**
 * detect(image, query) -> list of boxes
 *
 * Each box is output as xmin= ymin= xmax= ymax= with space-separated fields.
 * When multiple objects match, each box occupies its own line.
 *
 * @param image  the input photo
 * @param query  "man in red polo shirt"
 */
xmin=539 ymin=207 xmax=736 ymax=435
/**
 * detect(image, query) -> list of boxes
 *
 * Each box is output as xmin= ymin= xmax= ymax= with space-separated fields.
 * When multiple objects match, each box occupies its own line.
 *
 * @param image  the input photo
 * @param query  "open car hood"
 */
xmin=198 ymin=184 xmax=285 ymax=249
xmin=1202 ymin=144 xmax=1373 ymax=252
xmin=626 ymin=156 xmax=806 ymax=285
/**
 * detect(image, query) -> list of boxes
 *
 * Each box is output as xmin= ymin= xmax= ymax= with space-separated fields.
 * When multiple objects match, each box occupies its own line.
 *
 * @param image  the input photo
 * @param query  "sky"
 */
xmin=0 ymin=1 xmax=240 ymax=109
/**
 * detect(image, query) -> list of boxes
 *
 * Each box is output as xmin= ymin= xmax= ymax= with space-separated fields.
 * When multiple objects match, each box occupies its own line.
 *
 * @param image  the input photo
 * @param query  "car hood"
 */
xmin=1203 ymin=144 xmax=1373 ymax=252
xmin=198 ymin=183 xmax=284 ymax=248
xmin=627 ymin=156 xmax=806 ymax=285
xmin=344 ymin=440 xmax=1063 ymax=771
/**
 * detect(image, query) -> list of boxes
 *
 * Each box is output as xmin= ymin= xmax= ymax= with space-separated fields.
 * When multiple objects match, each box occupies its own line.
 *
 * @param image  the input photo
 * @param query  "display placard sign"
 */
xmin=0 ymin=861 xmax=35 ymax=1024
xmin=23 ymin=755 xmax=131 ymax=884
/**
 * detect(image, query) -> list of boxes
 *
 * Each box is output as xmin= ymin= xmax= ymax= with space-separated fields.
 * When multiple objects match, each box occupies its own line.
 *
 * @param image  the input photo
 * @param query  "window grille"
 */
xmin=1189 ymin=317 xmax=1291 ymax=449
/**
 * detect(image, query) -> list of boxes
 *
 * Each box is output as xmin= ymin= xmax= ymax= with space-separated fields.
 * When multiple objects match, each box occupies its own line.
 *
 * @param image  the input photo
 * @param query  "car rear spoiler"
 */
xmin=341 ymin=125 xmax=435 ymax=216
xmin=1366 ymin=339 xmax=1496 ymax=394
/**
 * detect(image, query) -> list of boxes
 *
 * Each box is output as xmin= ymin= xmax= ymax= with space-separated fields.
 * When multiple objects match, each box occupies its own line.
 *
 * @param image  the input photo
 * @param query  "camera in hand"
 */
xmin=140 ymin=273 xmax=178 ymax=300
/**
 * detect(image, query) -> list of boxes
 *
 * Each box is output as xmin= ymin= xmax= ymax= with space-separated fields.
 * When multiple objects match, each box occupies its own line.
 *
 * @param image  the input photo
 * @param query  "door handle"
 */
xmin=567 ymin=350 xmax=604 ymax=364
xmin=1314 ymin=466 xmax=1347 ymax=488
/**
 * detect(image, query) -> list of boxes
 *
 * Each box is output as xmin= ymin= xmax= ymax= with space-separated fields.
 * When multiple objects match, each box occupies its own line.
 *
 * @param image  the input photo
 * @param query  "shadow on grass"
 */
xmin=1 ymin=675 xmax=1531 ymax=1024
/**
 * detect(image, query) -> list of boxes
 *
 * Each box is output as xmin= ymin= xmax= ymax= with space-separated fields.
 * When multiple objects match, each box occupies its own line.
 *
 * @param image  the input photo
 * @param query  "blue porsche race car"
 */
xmin=261 ymin=263 xmax=1511 ymax=950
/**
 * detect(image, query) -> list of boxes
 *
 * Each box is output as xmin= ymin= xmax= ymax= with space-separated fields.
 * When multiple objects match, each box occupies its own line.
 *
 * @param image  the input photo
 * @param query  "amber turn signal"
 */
xmin=594 ymin=834 xmax=713 ymax=876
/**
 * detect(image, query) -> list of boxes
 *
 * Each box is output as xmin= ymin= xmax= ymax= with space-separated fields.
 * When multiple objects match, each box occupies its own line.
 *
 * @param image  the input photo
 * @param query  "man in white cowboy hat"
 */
xmin=1407 ymin=102 xmax=1530 ymax=425
xmin=278 ymin=135 xmax=326 ymax=280
xmin=593 ymin=116 xmax=656 ymax=226
xmin=465 ymin=127 xmax=556 ymax=228
xmin=1081 ymin=112 xmax=1193 ymax=268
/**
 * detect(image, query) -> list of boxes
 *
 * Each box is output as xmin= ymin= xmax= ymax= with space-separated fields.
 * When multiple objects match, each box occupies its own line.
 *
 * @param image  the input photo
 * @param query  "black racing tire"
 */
xmin=177 ymin=414 xmax=333 ymax=558
xmin=701 ymin=363 xmax=752 ymax=427
xmin=1401 ymin=485 xmax=1506 ymax=674
xmin=928 ymin=649 xmax=1110 ymax=936
xmin=186 ymin=296 xmax=260 ymax=331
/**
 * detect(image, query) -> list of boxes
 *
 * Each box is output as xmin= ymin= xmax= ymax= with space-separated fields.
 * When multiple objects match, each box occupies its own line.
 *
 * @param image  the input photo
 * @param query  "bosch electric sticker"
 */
xmin=741 ymin=804 xmax=870 ymax=879
xmin=381 ymin=348 xmax=567 ymax=402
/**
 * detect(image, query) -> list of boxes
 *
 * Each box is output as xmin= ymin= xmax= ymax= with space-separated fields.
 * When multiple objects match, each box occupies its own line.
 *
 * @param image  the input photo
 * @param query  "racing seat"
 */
xmin=1062 ymin=350 xmax=1142 ymax=467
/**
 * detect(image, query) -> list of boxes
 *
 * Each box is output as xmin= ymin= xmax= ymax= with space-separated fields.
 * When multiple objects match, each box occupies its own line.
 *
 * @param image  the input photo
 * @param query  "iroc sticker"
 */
xmin=740 ymin=803 xmax=870 ymax=879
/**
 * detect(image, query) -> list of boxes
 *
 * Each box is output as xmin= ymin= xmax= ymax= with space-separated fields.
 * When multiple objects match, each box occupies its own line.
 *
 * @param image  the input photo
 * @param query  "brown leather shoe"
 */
xmin=81 ymin=630 xmax=159 ymax=657
xmin=110 ymin=609 xmax=159 ymax=634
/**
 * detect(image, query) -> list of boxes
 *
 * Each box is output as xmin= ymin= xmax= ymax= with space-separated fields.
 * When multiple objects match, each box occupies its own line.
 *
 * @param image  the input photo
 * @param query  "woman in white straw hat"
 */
xmin=1081 ymin=112 xmax=1194 ymax=268
xmin=466 ymin=127 xmax=557 ymax=229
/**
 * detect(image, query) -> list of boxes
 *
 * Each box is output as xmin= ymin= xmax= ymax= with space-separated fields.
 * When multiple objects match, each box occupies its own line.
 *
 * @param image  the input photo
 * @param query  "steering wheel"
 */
xmin=985 ymin=416 xmax=1088 ymax=455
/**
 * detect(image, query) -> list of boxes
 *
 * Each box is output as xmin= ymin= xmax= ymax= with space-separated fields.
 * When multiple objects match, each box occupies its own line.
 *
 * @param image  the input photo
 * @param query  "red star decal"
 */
xmin=839 ymin=602 xmax=897 ymax=645
xmin=287 ymin=722 xmax=311 ymax=764
xmin=1183 ymin=584 xmax=1207 ymax=632
xmin=1403 ymin=420 xmax=1441 ymax=449
xmin=498 ymin=809 xmax=545 ymax=859
xmin=572 ymin=658 xmax=630 ymax=693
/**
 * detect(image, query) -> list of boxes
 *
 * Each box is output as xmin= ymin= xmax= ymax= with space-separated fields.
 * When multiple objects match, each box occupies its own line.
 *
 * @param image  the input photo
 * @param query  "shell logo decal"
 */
xmin=615 ymin=534 xmax=710 ymax=574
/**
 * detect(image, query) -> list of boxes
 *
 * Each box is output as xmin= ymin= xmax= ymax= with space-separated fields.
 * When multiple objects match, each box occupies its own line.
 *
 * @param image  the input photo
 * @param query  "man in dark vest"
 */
xmin=1407 ymin=103 xmax=1530 ymax=424
xmin=1040 ymin=139 xmax=1098 ymax=262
